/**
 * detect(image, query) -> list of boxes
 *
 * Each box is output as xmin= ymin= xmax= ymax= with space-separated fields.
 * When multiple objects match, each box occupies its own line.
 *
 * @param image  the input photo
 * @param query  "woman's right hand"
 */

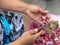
xmin=18 ymin=29 xmax=43 ymax=45
xmin=8 ymin=29 xmax=43 ymax=45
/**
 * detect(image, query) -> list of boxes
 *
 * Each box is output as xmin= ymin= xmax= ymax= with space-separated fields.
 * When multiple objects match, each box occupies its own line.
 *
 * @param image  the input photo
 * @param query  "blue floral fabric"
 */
xmin=0 ymin=9 xmax=24 ymax=45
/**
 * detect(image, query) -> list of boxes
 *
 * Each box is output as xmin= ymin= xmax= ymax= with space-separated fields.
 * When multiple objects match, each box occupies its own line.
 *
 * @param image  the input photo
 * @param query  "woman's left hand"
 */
xmin=25 ymin=4 xmax=50 ymax=24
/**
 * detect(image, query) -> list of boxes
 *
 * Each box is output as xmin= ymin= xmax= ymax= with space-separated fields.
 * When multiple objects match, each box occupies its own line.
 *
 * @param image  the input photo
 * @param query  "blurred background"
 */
xmin=22 ymin=0 xmax=60 ymax=15
xmin=22 ymin=0 xmax=60 ymax=30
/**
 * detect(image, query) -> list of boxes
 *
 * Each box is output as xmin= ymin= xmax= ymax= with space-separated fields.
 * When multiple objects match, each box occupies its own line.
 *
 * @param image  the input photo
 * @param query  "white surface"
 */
xmin=50 ymin=14 xmax=60 ymax=27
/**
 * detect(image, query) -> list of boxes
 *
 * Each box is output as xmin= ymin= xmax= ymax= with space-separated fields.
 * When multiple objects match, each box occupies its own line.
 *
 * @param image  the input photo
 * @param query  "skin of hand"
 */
xmin=8 ymin=29 xmax=43 ymax=45
xmin=0 ymin=0 xmax=50 ymax=24
xmin=25 ymin=4 xmax=50 ymax=24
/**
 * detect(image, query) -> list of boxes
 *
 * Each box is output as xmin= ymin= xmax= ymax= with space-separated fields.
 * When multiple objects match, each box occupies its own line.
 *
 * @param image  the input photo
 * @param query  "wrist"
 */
xmin=12 ymin=37 xmax=24 ymax=45
xmin=21 ymin=4 xmax=29 ymax=14
xmin=17 ymin=1 xmax=29 ymax=14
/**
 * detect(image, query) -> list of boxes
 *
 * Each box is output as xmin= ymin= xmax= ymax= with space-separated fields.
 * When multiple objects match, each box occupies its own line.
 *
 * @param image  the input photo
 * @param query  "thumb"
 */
xmin=29 ymin=29 xmax=38 ymax=35
xmin=39 ymin=8 xmax=48 ymax=15
xmin=34 ymin=30 xmax=43 ymax=39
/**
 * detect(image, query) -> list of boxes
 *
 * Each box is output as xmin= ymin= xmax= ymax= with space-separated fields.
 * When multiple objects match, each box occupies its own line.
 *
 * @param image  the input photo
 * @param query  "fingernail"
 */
xmin=45 ymin=11 xmax=48 ymax=12
xmin=34 ymin=28 xmax=38 ymax=32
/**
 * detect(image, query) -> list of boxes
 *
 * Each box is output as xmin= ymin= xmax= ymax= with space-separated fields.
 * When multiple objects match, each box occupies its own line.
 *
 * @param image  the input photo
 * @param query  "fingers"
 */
xmin=45 ymin=14 xmax=51 ymax=23
xmin=26 ymin=10 xmax=36 ymax=20
xmin=35 ymin=14 xmax=50 ymax=25
xmin=39 ymin=7 xmax=48 ymax=15
xmin=29 ymin=29 xmax=38 ymax=35
xmin=46 ymin=14 xmax=51 ymax=19
xmin=34 ymin=30 xmax=43 ymax=39
xmin=26 ymin=10 xmax=47 ymax=25
xmin=35 ymin=15 xmax=43 ymax=24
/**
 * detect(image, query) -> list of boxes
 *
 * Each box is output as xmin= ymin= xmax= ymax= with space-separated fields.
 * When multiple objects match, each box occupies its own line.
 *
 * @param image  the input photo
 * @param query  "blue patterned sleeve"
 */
xmin=0 ymin=21 xmax=3 ymax=45
xmin=0 ymin=9 xmax=24 ymax=45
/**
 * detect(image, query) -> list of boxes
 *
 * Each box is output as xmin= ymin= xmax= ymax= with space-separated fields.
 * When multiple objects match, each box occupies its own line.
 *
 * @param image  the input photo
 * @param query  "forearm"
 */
xmin=0 ymin=0 xmax=29 ymax=14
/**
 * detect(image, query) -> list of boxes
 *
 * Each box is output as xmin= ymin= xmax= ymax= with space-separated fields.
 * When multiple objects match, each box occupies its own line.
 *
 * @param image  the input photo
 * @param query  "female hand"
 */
xmin=18 ymin=29 xmax=43 ymax=45
xmin=25 ymin=4 xmax=49 ymax=24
